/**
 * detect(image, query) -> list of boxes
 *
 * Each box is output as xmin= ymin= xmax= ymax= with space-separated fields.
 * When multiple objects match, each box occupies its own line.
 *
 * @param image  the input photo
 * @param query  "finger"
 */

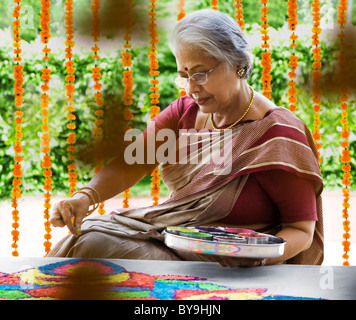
xmin=50 ymin=203 xmax=66 ymax=228
xmin=61 ymin=202 xmax=76 ymax=235
xmin=50 ymin=212 xmax=66 ymax=228
xmin=252 ymin=259 xmax=264 ymax=267
xmin=73 ymin=214 xmax=84 ymax=230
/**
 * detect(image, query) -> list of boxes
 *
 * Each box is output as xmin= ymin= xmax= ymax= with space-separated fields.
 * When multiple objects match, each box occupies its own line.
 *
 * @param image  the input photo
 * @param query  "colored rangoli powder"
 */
xmin=0 ymin=289 xmax=31 ymax=299
xmin=0 ymin=259 xmax=325 ymax=300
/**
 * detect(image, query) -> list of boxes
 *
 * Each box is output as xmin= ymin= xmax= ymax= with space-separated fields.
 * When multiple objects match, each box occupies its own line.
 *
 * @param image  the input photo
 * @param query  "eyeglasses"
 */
xmin=174 ymin=62 xmax=220 ymax=88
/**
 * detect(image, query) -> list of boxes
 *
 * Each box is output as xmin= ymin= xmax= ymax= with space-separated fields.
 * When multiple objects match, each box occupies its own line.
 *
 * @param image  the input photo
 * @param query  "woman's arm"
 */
xmin=254 ymin=170 xmax=318 ymax=265
xmin=265 ymin=220 xmax=315 ymax=265
xmin=50 ymin=100 xmax=181 ymax=235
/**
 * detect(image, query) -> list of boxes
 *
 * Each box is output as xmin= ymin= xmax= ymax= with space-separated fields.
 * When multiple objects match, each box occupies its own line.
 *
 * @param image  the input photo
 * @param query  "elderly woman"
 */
xmin=49 ymin=9 xmax=323 ymax=267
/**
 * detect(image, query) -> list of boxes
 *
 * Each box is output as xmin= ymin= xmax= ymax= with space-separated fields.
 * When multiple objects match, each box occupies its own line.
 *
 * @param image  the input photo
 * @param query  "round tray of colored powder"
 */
xmin=163 ymin=228 xmax=286 ymax=258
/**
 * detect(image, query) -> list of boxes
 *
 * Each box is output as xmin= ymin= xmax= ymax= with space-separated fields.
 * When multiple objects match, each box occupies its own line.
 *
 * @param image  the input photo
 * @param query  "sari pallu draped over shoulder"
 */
xmin=49 ymin=107 xmax=323 ymax=265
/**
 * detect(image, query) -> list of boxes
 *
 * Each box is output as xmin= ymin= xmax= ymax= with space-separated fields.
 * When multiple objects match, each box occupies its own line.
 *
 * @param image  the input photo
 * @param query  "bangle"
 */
xmin=79 ymin=186 xmax=101 ymax=204
xmin=71 ymin=187 xmax=100 ymax=216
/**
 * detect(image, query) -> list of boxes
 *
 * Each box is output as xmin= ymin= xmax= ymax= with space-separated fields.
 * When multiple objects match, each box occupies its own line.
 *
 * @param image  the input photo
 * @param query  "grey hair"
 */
xmin=169 ymin=9 xmax=253 ymax=79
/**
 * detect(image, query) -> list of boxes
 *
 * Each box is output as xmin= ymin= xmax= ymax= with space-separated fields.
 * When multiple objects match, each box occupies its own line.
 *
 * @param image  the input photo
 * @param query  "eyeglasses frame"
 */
xmin=174 ymin=61 xmax=221 ymax=88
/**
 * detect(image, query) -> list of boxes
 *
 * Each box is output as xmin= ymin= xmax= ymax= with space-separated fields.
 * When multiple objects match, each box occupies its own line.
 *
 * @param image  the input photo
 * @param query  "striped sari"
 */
xmin=49 ymin=107 xmax=323 ymax=265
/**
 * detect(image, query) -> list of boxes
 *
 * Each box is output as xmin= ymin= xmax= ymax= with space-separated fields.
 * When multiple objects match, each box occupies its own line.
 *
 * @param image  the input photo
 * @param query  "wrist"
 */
xmin=71 ymin=187 xmax=101 ymax=215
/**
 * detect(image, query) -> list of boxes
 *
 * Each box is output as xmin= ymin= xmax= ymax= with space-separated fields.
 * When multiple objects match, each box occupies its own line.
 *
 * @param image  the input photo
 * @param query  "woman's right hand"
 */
xmin=50 ymin=194 xmax=91 ymax=236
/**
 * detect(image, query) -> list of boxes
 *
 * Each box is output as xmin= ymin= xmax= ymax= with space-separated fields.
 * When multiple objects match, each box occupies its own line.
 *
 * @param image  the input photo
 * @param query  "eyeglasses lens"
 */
xmin=174 ymin=73 xmax=207 ymax=88
xmin=191 ymin=73 xmax=207 ymax=85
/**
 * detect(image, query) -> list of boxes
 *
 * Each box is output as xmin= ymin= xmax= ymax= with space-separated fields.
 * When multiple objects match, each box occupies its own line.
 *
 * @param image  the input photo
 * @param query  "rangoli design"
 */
xmin=0 ymin=259 xmax=320 ymax=300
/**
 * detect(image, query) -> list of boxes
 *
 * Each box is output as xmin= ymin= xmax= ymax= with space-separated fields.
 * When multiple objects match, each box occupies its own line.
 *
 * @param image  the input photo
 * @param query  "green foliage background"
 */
xmin=0 ymin=0 xmax=355 ymax=201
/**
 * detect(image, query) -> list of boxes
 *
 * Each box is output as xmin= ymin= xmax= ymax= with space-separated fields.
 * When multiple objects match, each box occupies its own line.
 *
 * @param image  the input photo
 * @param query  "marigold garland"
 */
xmin=11 ymin=0 xmax=24 ymax=257
xmin=177 ymin=0 xmax=186 ymax=97
xmin=64 ymin=0 xmax=77 ymax=197
xmin=311 ymin=0 xmax=323 ymax=165
xmin=260 ymin=0 xmax=272 ymax=100
xmin=90 ymin=0 xmax=105 ymax=214
xmin=336 ymin=0 xmax=351 ymax=266
xmin=287 ymin=0 xmax=298 ymax=113
xmin=177 ymin=0 xmax=186 ymax=21
xmin=121 ymin=0 xmax=134 ymax=208
xmin=211 ymin=0 xmax=218 ymax=10
xmin=148 ymin=0 xmax=161 ymax=206
xmin=40 ymin=0 xmax=53 ymax=256
xmin=234 ymin=0 xmax=245 ymax=31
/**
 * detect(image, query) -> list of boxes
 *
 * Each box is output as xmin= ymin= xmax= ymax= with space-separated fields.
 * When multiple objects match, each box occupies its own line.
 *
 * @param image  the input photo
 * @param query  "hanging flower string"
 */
xmin=336 ymin=0 xmax=351 ymax=266
xmin=11 ymin=0 xmax=24 ymax=257
xmin=311 ymin=0 xmax=323 ymax=164
xmin=260 ymin=0 xmax=272 ymax=100
xmin=40 ymin=0 xmax=53 ymax=256
xmin=287 ymin=0 xmax=298 ymax=113
xmin=121 ymin=0 xmax=134 ymax=208
xmin=234 ymin=0 xmax=245 ymax=31
xmin=177 ymin=0 xmax=186 ymax=21
xmin=64 ymin=0 xmax=77 ymax=197
xmin=211 ymin=0 xmax=218 ymax=10
xmin=148 ymin=0 xmax=160 ymax=206
xmin=90 ymin=0 xmax=105 ymax=214
xmin=177 ymin=0 xmax=186 ymax=97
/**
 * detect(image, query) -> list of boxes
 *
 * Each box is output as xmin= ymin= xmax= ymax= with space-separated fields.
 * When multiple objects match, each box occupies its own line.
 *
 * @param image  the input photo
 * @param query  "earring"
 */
xmin=237 ymin=68 xmax=245 ymax=77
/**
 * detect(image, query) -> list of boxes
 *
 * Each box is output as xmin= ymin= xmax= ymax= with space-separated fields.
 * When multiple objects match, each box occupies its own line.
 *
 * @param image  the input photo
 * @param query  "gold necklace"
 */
xmin=209 ymin=85 xmax=255 ymax=131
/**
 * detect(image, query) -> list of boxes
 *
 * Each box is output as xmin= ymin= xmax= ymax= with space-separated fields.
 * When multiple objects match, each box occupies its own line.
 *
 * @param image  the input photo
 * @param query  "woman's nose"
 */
xmin=186 ymin=79 xmax=201 ymax=95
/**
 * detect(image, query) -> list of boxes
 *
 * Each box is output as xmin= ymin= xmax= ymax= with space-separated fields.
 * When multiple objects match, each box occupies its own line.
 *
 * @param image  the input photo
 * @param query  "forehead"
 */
xmin=175 ymin=49 xmax=217 ymax=72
